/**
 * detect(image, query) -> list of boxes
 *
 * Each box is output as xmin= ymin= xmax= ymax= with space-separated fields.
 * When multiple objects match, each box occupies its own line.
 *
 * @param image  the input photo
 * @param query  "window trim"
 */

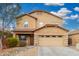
xmin=39 ymin=22 xmax=44 ymax=27
xmin=24 ymin=21 xmax=29 ymax=27
xmin=46 ymin=35 xmax=50 ymax=37
xmin=38 ymin=35 xmax=63 ymax=38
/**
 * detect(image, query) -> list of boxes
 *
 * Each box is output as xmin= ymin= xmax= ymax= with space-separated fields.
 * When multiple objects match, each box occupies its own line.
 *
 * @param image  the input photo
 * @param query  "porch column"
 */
xmin=13 ymin=33 xmax=16 ymax=38
xmin=64 ymin=35 xmax=68 ymax=46
xmin=30 ymin=34 xmax=34 ymax=45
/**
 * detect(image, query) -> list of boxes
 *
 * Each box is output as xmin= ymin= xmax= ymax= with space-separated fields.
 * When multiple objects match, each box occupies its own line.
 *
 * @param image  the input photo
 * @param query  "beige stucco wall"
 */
xmin=34 ymin=27 xmax=68 ymax=46
xmin=30 ymin=12 xmax=63 ymax=28
xmin=34 ymin=27 xmax=68 ymax=35
xmin=16 ymin=15 xmax=37 ymax=29
xmin=70 ymin=34 xmax=79 ymax=46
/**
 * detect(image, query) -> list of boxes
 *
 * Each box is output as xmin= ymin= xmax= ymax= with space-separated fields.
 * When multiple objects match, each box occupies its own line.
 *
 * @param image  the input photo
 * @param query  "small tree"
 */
xmin=0 ymin=4 xmax=21 ymax=48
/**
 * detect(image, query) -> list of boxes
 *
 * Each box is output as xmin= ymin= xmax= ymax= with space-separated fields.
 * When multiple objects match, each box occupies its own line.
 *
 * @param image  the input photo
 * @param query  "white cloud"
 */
xmin=70 ymin=14 xmax=79 ymax=19
xmin=64 ymin=14 xmax=79 ymax=19
xmin=74 ymin=7 xmax=79 ymax=12
xmin=50 ymin=8 xmax=79 ymax=20
xmin=44 ymin=3 xmax=64 ymax=6
xmin=58 ymin=8 xmax=72 ymax=16
xmin=50 ymin=7 xmax=79 ymax=20
xmin=63 ymin=16 xmax=70 ymax=19
xmin=50 ymin=11 xmax=58 ymax=16
xmin=50 ymin=8 xmax=72 ymax=18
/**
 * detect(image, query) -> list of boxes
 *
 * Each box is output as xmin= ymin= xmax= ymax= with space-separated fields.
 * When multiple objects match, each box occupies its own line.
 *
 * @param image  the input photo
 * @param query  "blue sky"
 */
xmin=19 ymin=3 xmax=79 ymax=30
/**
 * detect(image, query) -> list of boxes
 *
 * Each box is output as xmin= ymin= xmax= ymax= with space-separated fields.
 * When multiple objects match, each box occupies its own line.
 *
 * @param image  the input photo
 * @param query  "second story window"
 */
xmin=39 ymin=22 xmax=44 ymax=27
xmin=24 ymin=21 xmax=28 ymax=28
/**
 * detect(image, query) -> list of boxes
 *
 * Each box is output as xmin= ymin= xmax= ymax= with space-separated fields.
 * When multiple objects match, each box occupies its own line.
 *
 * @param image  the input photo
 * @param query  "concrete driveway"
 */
xmin=38 ymin=47 xmax=79 ymax=56
xmin=0 ymin=46 xmax=79 ymax=56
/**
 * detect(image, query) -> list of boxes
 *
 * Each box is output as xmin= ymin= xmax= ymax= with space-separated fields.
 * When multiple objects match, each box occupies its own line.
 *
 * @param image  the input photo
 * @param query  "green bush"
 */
xmin=7 ymin=37 xmax=19 ymax=48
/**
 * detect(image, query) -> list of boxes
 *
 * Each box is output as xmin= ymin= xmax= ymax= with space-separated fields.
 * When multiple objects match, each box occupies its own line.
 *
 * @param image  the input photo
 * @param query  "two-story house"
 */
xmin=13 ymin=10 xmax=69 ymax=47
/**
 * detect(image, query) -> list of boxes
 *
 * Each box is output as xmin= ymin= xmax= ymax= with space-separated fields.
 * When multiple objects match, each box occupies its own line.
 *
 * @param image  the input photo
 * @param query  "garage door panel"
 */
xmin=38 ymin=38 xmax=64 ymax=46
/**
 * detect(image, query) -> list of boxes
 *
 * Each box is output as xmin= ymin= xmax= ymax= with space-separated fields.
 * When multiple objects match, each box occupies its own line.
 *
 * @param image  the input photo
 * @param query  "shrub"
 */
xmin=19 ymin=41 xmax=26 ymax=47
xmin=7 ymin=37 xmax=19 ymax=48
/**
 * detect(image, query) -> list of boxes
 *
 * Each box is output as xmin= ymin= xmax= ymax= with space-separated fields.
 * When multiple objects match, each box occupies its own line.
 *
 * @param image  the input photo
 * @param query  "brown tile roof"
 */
xmin=28 ymin=10 xmax=62 ymax=19
xmin=16 ymin=14 xmax=37 ymax=20
xmin=34 ymin=24 xmax=69 ymax=32
xmin=13 ymin=28 xmax=35 ymax=32
xmin=16 ymin=10 xmax=62 ymax=22
xmin=69 ymin=30 xmax=79 ymax=35
xmin=13 ymin=24 xmax=69 ymax=32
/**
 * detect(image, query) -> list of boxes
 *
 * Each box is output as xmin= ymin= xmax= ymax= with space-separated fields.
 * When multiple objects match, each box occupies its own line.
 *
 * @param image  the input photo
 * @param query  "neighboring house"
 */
xmin=13 ymin=10 xmax=69 ymax=47
xmin=69 ymin=30 xmax=79 ymax=46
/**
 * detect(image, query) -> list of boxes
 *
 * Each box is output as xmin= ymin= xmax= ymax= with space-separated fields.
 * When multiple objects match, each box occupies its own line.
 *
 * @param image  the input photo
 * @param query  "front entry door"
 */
xmin=18 ymin=34 xmax=30 ymax=46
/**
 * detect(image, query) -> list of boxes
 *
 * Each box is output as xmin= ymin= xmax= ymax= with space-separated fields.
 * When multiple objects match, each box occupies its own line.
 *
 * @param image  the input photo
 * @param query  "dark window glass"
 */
xmin=46 ymin=35 xmax=50 ymax=37
xmin=39 ymin=35 xmax=44 ymax=37
xmin=58 ymin=35 xmax=63 ymax=37
xmin=19 ymin=35 xmax=26 ymax=40
xmin=52 ymin=36 xmax=56 ymax=37
xmin=24 ymin=24 xmax=28 ymax=27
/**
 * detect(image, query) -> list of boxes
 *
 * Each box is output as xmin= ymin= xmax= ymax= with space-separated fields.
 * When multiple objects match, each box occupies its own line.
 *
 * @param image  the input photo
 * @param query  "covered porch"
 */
xmin=13 ymin=31 xmax=34 ymax=46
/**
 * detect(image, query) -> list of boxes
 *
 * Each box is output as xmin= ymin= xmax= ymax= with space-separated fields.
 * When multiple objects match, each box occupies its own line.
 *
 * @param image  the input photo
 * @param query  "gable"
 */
xmin=16 ymin=14 xmax=37 ymax=20
xmin=16 ymin=14 xmax=37 ymax=29
xmin=16 ymin=14 xmax=36 ymax=22
xmin=29 ymin=10 xmax=62 ymax=19
xmin=34 ymin=24 xmax=68 ymax=35
xmin=29 ymin=10 xmax=63 ymax=25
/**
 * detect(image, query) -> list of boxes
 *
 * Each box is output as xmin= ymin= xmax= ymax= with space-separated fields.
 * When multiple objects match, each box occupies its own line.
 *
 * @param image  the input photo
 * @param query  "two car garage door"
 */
xmin=38 ymin=35 xmax=65 ymax=46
